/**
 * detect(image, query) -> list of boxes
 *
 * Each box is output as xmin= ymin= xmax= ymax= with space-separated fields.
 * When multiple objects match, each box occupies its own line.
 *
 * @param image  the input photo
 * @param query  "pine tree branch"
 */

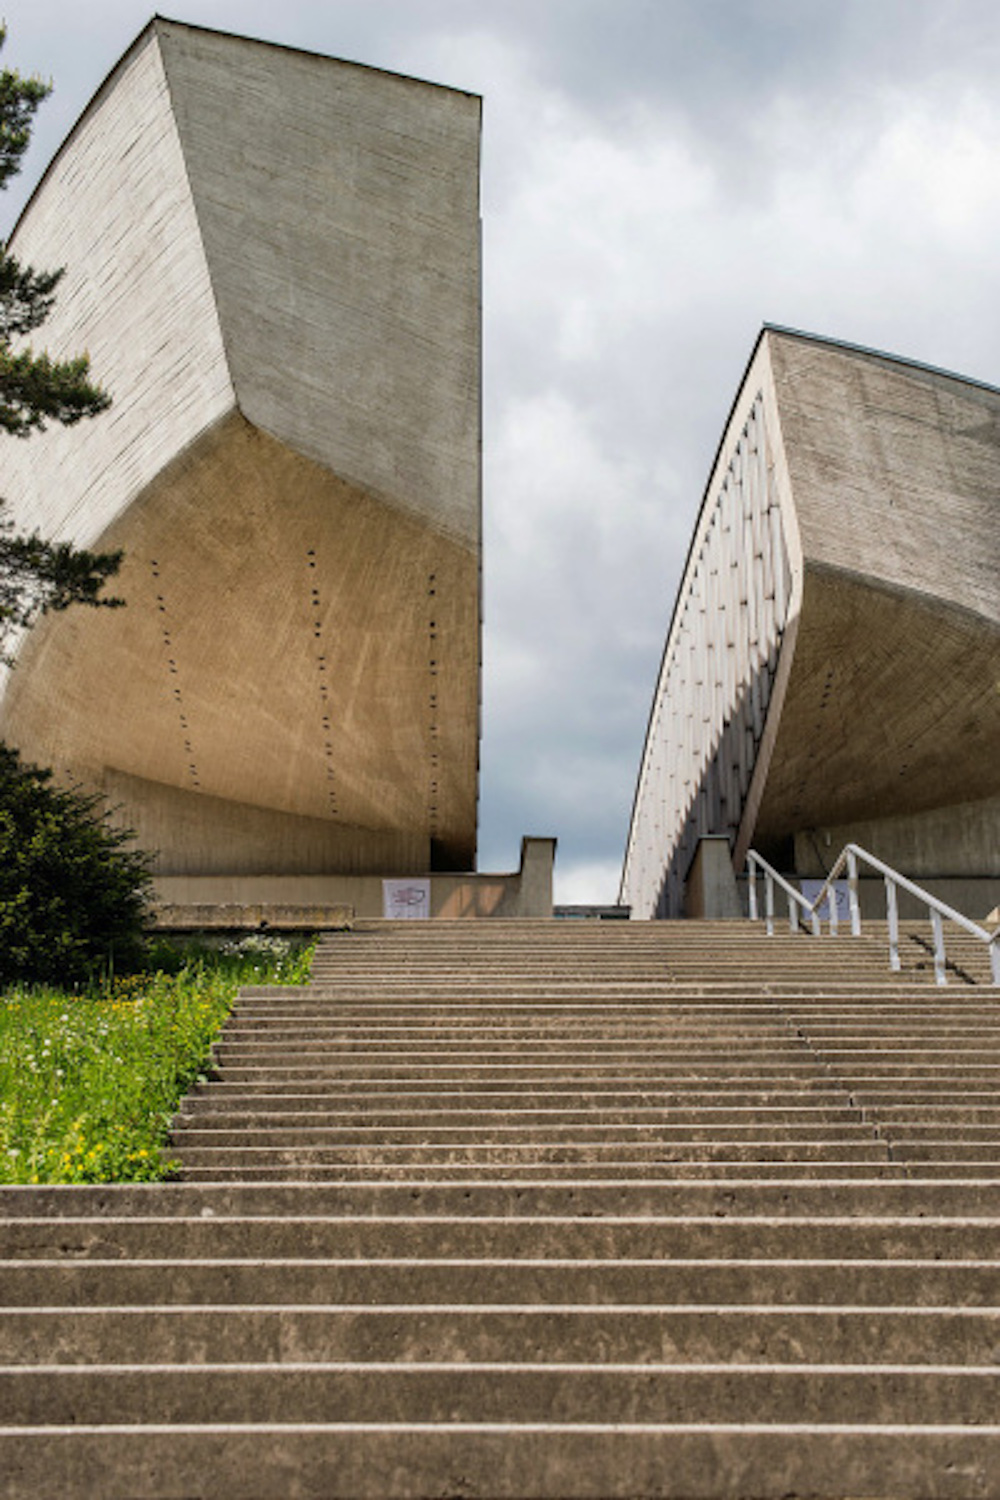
xmin=0 ymin=503 xmax=123 ymax=664
xmin=0 ymin=254 xmax=63 ymax=338
xmin=0 ymin=346 xmax=111 ymax=435
xmin=0 ymin=28 xmax=120 ymax=669
xmin=0 ymin=25 xmax=51 ymax=190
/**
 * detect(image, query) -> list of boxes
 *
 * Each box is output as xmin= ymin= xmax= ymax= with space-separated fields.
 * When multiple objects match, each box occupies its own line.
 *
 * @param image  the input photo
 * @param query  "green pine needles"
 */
xmin=0 ymin=24 xmax=120 ymax=662
xmin=0 ymin=28 xmax=50 ymax=190
xmin=0 ymin=744 xmax=152 ymax=987
xmin=0 ymin=23 xmax=109 ymax=437
xmin=0 ymin=29 xmax=139 ymax=988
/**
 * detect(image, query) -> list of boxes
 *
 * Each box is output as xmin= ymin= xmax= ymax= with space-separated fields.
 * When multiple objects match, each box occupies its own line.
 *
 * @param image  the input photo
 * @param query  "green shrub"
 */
xmin=0 ymin=742 xmax=152 ymax=986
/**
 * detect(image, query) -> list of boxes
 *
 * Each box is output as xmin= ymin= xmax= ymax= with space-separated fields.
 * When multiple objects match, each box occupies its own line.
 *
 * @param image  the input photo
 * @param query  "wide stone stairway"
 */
xmin=3 ymin=917 xmax=1000 ymax=1496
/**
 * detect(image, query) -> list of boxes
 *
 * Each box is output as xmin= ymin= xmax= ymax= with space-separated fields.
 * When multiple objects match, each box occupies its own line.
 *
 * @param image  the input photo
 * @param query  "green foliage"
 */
xmin=0 ymin=345 xmax=110 ymax=436
xmin=0 ymin=25 xmax=50 ymax=191
xmin=0 ymin=26 xmax=109 ymax=441
xmin=0 ymin=33 xmax=136 ymax=980
xmin=0 ymin=507 xmax=122 ymax=663
xmin=0 ymin=939 xmax=315 ymax=1183
xmin=145 ymin=933 xmax=317 ymax=985
xmin=0 ymin=743 xmax=152 ymax=987
xmin=0 ymin=256 xmax=61 ymax=339
xmin=0 ymin=25 xmax=117 ymax=654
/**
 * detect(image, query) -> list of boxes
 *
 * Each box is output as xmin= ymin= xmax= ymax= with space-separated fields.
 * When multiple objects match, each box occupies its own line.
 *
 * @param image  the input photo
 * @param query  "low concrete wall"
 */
xmin=151 ymin=837 xmax=557 ymax=927
xmin=555 ymin=906 xmax=631 ymax=920
xmin=793 ymin=796 xmax=1000 ymax=882
xmin=851 ymin=877 xmax=1000 ymax=926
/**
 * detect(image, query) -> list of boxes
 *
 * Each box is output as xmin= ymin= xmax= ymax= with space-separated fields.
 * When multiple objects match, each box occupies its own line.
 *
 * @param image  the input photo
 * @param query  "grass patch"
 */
xmin=0 ymin=934 xmax=314 ymax=1183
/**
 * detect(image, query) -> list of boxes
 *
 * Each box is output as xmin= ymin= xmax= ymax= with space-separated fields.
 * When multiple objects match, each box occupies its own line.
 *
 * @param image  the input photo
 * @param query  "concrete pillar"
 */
xmin=684 ymin=835 xmax=742 ymax=919
xmin=516 ymin=837 xmax=557 ymax=918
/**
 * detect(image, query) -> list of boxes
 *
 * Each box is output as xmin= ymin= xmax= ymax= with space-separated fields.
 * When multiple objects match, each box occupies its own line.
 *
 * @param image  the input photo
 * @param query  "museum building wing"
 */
xmin=0 ymin=18 xmax=482 ymax=879
xmin=621 ymin=326 xmax=1000 ymax=918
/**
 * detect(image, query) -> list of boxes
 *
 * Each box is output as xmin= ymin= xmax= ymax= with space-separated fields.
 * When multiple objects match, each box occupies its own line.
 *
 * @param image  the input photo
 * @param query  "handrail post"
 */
xmin=885 ymin=876 xmax=901 ymax=973
xmin=846 ymin=848 xmax=861 ymax=936
xmin=929 ymin=907 xmax=947 ymax=987
xmin=746 ymin=840 xmax=999 ymax=986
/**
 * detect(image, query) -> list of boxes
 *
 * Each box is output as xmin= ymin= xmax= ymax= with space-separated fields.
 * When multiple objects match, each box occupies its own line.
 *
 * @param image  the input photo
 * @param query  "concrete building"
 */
xmin=0 ymin=19 xmax=520 ymax=917
xmin=621 ymin=326 xmax=1000 ymax=920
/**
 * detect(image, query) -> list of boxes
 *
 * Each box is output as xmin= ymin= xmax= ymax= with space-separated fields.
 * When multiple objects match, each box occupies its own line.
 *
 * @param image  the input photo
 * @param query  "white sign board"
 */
xmin=800 ymin=879 xmax=850 ymax=924
xmin=383 ymin=878 xmax=431 ymax=920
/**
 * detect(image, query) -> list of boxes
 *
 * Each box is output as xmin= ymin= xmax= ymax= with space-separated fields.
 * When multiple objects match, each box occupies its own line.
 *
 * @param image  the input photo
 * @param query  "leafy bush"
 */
xmin=0 ymin=742 xmax=152 ymax=986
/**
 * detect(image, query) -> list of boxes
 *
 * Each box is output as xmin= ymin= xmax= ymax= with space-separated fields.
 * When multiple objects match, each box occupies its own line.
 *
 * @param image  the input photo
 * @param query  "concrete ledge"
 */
xmin=150 ymin=837 xmax=558 ymax=923
xmin=2 ymin=1420 xmax=1000 ymax=1500
xmin=149 ymin=904 xmax=354 ymax=933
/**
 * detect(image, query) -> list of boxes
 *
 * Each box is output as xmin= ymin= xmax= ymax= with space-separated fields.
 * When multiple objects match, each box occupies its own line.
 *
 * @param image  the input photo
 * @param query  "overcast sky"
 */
xmin=2 ymin=1 xmax=999 ymax=903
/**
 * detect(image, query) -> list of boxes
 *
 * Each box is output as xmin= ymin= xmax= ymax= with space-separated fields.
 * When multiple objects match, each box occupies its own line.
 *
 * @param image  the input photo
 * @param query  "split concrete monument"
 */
xmin=622 ymin=326 xmax=1000 ymax=920
xmin=0 ymin=19 xmax=554 ymax=918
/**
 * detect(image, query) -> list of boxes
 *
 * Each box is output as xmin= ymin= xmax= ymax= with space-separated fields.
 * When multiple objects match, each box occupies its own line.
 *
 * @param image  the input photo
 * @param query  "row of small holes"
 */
xmin=151 ymin=561 xmax=201 ymax=790
xmin=307 ymin=549 xmax=338 ymax=815
xmin=428 ymin=572 xmax=439 ymax=836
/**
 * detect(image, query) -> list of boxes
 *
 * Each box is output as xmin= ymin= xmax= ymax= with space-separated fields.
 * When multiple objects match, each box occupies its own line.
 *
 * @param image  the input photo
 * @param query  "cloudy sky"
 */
xmin=2 ymin=1 xmax=999 ymax=903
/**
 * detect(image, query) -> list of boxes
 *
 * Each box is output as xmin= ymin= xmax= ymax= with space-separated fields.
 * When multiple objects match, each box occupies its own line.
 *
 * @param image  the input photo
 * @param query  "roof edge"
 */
xmin=619 ymin=323 xmax=771 ymax=902
xmin=763 ymin=322 xmax=1000 ymax=400
xmin=152 ymin=15 xmax=482 ymax=102
xmin=8 ymin=14 xmax=481 ymax=249
xmin=8 ymin=18 xmax=158 ymax=247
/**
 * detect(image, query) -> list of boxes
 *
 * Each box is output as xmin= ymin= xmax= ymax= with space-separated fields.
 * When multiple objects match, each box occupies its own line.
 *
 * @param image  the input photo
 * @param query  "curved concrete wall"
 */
xmin=621 ymin=350 xmax=796 ymax=918
xmin=0 ymin=20 xmax=481 ymax=876
xmin=750 ymin=332 xmax=1000 ymax=867
xmin=0 ymin=26 xmax=233 ymax=548
xmin=623 ymin=327 xmax=1000 ymax=917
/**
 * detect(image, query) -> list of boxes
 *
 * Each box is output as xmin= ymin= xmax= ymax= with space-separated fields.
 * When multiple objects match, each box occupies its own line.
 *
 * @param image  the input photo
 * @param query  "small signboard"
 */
xmin=383 ymin=878 xmax=431 ymax=920
xmin=800 ymin=879 xmax=850 ymax=924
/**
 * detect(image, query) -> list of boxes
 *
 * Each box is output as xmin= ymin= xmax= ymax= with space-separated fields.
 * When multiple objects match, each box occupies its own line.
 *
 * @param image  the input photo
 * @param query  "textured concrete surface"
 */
xmin=0 ymin=19 xmax=481 ymax=876
xmin=150 ymin=835 xmax=556 ymax=920
xmin=3 ymin=920 xmax=1000 ymax=1495
xmin=623 ymin=328 xmax=1000 ymax=916
xmin=683 ymin=835 xmax=743 ymax=918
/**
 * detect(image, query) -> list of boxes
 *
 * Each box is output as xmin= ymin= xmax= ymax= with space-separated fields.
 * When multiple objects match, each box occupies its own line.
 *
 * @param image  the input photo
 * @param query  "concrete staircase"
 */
xmin=3 ymin=917 xmax=1000 ymax=1496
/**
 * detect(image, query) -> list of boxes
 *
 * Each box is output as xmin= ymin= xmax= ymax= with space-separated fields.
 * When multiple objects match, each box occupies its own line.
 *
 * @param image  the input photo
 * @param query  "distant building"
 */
xmin=621 ymin=326 xmax=1000 ymax=919
xmin=0 ymin=19 xmax=482 ymax=899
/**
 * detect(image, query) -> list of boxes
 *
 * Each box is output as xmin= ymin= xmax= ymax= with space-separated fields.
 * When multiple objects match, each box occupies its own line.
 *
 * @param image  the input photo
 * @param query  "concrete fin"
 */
xmin=155 ymin=19 xmax=482 ymax=550
xmin=3 ymin=24 xmax=234 ymax=549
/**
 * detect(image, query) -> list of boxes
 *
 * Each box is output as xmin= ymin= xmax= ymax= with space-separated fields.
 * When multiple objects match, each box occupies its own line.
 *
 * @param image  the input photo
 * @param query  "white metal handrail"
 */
xmin=745 ymin=852 xmax=820 ymax=936
xmin=746 ymin=843 xmax=1000 ymax=987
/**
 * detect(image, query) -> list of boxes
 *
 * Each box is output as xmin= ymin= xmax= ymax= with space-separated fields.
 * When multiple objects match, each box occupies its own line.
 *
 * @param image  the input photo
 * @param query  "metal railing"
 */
xmin=746 ymin=843 xmax=1000 ymax=987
